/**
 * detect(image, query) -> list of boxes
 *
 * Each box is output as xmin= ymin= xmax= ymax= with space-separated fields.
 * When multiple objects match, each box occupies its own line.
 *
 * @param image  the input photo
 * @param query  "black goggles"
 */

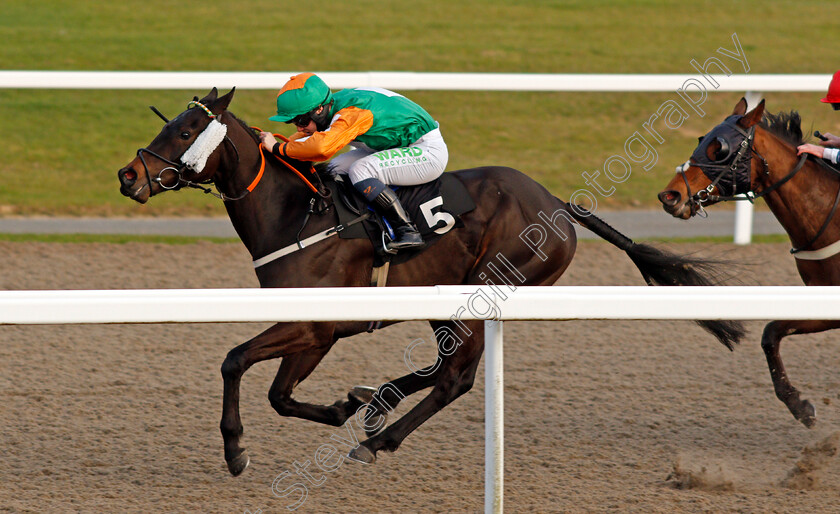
xmin=286 ymin=112 xmax=312 ymax=127
xmin=691 ymin=115 xmax=747 ymax=165
xmin=689 ymin=115 xmax=753 ymax=196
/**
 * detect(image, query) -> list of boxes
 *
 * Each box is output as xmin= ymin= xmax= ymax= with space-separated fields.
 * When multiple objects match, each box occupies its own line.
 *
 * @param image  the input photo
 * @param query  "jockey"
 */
xmin=797 ymin=70 xmax=840 ymax=163
xmin=260 ymin=73 xmax=448 ymax=250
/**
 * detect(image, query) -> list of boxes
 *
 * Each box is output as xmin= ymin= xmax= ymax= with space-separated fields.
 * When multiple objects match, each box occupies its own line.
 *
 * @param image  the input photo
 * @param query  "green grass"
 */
xmin=2 ymin=0 xmax=835 ymax=74
xmin=1 ymin=0 xmax=837 ymax=216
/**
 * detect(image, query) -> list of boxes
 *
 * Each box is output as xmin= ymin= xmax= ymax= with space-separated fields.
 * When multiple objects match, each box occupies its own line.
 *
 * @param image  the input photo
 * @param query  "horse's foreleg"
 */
xmin=267 ymin=348 xmax=368 ymax=426
xmin=761 ymin=319 xmax=840 ymax=428
xmin=220 ymin=322 xmax=333 ymax=476
xmin=350 ymin=320 xmax=484 ymax=463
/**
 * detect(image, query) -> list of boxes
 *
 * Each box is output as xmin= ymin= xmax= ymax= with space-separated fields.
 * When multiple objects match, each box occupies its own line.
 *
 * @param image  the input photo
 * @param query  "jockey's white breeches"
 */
xmin=329 ymin=128 xmax=448 ymax=187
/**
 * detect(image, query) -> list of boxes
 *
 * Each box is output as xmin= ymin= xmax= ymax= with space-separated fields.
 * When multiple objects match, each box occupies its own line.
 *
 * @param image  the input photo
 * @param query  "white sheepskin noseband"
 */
xmin=180 ymin=118 xmax=227 ymax=173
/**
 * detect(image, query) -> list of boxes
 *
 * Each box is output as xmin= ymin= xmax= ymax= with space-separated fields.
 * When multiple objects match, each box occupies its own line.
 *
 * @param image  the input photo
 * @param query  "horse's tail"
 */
xmin=564 ymin=202 xmax=745 ymax=351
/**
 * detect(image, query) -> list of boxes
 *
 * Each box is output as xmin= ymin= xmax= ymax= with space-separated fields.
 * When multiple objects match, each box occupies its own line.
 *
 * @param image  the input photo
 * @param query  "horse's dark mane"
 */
xmin=226 ymin=112 xmax=261 ymax=145
xmin=760 ymin=110 xmax=805 ymax=147
xmin=226 ymin=111 xmax=332 ymax=177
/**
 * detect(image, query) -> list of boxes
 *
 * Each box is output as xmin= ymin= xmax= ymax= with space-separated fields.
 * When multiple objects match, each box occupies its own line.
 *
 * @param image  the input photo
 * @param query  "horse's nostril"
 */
xmin=658 ymin=190 xmax=680 ymax=207
xmin=120 ymin=169 xmax=137 ymax=183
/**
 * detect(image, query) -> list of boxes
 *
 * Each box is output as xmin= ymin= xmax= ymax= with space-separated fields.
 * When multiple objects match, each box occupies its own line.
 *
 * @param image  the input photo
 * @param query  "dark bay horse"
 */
xmin=118 ymin=88 xmax=744 ymax=475
xmin=658 ymin=97 xmax=840 ymax=428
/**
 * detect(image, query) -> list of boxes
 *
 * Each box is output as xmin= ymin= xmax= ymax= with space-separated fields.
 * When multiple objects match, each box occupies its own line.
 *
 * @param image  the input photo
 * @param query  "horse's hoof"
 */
xmin=796 ymin=400 xmax=817 ymax=428
xmin=347 ymin=445 xmax=376 ymax=464
xmin=348 ymin=385 xmax=377 ymax=405
xmin=227 ymin=450 xmax=251 ymax=476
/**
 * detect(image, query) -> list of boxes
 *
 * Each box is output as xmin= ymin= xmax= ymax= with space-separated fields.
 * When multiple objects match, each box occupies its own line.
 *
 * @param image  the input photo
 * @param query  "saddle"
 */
xmin=327 ymin=173 xmax=476 ymax=267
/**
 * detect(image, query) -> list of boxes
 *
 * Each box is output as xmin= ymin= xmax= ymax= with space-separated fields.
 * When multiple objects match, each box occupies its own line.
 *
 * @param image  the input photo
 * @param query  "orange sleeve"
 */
xmin=280 ymin=106 xmax=374 ymax=162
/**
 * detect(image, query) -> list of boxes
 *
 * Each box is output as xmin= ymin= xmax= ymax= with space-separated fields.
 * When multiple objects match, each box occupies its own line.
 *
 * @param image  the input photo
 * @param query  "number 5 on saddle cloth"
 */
xmin=330 ymin=173 xmax=476 ymax=267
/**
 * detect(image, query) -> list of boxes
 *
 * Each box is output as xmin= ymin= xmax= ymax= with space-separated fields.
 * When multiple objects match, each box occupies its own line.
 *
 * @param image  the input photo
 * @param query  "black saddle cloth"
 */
xmin=328 ymin=173 xmax=476 ymax=266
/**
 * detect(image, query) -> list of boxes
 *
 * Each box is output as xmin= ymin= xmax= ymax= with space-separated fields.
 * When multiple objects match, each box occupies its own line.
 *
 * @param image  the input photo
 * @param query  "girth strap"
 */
xmin=252 ymin=212 xmax=370 ymax=268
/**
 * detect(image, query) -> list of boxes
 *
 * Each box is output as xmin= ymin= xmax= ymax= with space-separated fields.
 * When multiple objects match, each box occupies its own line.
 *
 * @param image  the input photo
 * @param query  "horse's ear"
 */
xmin=200 ymin=87 xmax=219 ymax=105
xmin=739 ymin=98 xmax=765 ymax=129
xmin=732 ymin=97 xmax=748 ymax=116
xmin=212 ymin=87 xmax=235 ymax=115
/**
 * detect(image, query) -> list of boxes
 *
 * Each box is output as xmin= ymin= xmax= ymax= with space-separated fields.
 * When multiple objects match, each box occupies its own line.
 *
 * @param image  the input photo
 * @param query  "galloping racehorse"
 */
xmin=658 ymin=97 xmax=840 ymax=428
xmin=118 ymin=88 xmax=744 ymax=475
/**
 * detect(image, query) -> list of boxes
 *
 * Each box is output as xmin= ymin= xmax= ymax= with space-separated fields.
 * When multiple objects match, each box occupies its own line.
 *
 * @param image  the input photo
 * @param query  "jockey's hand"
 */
xmin=819 ymin=133 xmax=840 ymax=148
xmin=259 ymin=132 xmax=278 ymax=152
xmin=797 ymin=143 xmax=826 ymax=158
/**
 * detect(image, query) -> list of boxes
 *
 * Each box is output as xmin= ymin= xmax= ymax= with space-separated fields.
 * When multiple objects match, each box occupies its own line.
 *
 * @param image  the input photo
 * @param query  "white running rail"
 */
xmin=0 ymin=71 xmax=829 ymax=92
xmin=3 ymin=285 xmax=840 ymax=513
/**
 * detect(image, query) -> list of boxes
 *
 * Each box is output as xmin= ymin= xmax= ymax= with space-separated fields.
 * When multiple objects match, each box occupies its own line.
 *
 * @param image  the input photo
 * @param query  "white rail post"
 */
xmin=733 ymin=199 xmax=753 ymax=245
xmin=485 ymin=319 xmax=504 ymax=514
xmin=733 ymin=91 xmax=763 ymax=245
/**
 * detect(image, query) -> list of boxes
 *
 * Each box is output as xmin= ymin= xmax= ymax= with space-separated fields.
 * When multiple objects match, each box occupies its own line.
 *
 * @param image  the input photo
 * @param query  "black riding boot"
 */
xmin=373 ymin=188 xmax=425 ymax=250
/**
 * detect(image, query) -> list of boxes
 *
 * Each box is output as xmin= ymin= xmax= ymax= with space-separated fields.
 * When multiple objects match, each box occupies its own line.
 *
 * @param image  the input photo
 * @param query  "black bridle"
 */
xmin=678 ymin=118 xmax=840 ymax=254
xmin=136 ymin=104 xmax=248 ymax=201
xmin=140 ymin=101 xmax=332 ymax=204
xmin=677 ymin=117 xmax=761 ymax=216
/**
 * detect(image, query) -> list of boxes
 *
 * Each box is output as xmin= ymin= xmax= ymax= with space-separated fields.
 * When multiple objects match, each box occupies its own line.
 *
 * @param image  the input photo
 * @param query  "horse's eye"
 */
xmin=705 ymin=137 xmax=730 ymax=162
xmin=180 ymin=132 xmax=191 ymax=141
xmin=705 ymin=142 xmax=719 ymax=161
xmin=712 ymin=137 xmax=730 ymax=161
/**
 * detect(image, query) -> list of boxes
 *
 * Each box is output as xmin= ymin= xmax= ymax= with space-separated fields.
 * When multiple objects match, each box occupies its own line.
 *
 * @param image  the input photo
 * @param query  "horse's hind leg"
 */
xmin=761 ymin=319 xmax=840 ymax=427
xmin=349 ymin=320 xmax=484 ymax=463
xmin=358 ymin=365 xmax=442 ymax=438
